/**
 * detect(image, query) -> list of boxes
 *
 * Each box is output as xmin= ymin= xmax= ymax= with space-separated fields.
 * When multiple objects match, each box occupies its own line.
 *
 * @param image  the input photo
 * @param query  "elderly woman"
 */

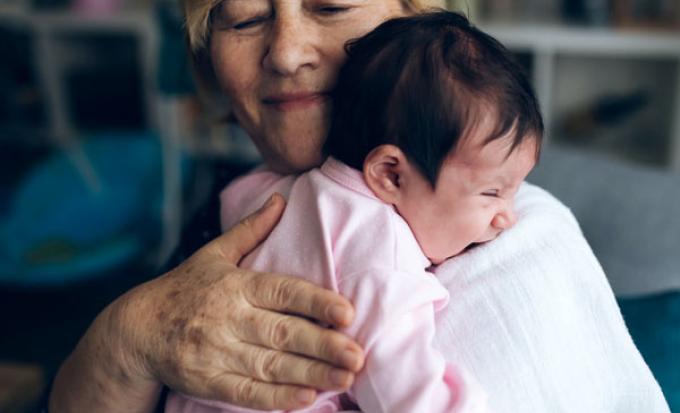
xmin=49 ymin=0 xmax=669 ymax=412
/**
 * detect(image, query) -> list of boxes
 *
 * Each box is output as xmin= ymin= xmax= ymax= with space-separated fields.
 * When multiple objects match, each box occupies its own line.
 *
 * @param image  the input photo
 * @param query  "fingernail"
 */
xmin=330 ymin=369 xmax=350 ymax=387
xmin=340 ymin=349 xmax=360 ymax=370
xmin=296 ymin=389 xmax=315 ymax=406
xmin=263 ymin=195 xmax=276 ymax=209
xmin=329 ymin=304 xmax=350 ymax=325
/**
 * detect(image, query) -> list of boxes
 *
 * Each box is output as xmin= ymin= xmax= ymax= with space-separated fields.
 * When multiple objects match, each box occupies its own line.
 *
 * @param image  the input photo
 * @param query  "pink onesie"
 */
xmin=165 ymin=157 xmax=489 ymax=413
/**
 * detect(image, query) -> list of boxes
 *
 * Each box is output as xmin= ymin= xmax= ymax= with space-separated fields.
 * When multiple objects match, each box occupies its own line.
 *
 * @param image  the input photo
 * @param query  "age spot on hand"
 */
xmin=188 ymin=327 xmax=204 ymax=348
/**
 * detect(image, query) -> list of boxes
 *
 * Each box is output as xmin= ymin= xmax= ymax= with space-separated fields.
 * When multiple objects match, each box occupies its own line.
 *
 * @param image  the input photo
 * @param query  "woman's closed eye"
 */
xmin=315 ymin=5 xmax=353 ymax=16
xmin=210 ymin=2 xmax=271 ymax=32
xmin=231 ymin=15 xmax=270 ymax=30
xmin=219 ymin=8 xmax=351 ymax=31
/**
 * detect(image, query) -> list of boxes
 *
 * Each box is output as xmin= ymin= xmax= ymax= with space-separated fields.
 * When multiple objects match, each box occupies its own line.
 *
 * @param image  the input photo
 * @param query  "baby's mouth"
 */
xmin=464 ymin=242 xmax=483 ymax=252
xmin=429 ymin=243 xmax=487 ymax=269
xmin=438 ymin=243 xmax=483 ymax=264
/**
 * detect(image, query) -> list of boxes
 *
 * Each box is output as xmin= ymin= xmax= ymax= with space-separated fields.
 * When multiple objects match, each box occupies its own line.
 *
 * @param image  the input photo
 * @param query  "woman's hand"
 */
xmin=50 ymin=194 xmax=364 ymax=413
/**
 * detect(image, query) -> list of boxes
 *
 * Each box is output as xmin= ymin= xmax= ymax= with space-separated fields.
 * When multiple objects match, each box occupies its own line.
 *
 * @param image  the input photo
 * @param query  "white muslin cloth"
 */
xmin=433 ymin=182 xmax=670 ymax=412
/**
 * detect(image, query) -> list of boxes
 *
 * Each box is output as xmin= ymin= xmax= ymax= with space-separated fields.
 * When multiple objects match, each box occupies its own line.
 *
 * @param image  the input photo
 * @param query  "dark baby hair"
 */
xmin=323 ymin=10 xmax=544 ymax=186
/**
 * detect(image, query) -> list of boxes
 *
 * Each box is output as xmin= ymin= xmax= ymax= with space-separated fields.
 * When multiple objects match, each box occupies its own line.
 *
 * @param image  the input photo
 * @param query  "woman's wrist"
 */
xmin=110 ymin=281 xmax=161 ymax=383
xmin=49 ymin=282 xmax=163 ymax=413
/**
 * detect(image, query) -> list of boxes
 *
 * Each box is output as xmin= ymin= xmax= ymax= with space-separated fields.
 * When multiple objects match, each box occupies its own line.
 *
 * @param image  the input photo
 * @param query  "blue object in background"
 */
xmin=619 ymin=293 xmax=680 ymax=412
xmin=0 ymin=133 xmax=180 ymax=286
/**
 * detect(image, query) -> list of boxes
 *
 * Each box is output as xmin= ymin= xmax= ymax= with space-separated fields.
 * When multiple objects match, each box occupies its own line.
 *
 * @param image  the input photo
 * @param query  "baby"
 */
xmin=167 ymin=10 xmax=543 ymax=413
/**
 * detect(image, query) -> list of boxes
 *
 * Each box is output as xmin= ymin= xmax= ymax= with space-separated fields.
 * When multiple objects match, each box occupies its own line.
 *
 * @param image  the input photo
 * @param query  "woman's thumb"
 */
xmin=210 ymin=193 xmax=286 ymax=263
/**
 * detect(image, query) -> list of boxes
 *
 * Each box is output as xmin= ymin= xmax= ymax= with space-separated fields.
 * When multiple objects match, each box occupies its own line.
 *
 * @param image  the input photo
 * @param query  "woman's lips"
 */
xmin=262 ymin=93 xmax=328 ymax=111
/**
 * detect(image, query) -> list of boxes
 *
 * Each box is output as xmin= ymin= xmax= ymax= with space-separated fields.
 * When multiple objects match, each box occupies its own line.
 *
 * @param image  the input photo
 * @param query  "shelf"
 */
xmin=480 ymin=22 xmax=680 ymax=172
xmin=0 ymin=7 xmax=154 ymax=33
xmin=481 ymin=24 xmax=680 ymax=58
xmin=0 ymin=3 xmax=25 ymax=19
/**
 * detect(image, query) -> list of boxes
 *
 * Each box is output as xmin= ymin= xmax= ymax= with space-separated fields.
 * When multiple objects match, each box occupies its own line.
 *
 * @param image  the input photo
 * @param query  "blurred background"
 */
xmin=0 ymin=0 xmax=678 ymax=411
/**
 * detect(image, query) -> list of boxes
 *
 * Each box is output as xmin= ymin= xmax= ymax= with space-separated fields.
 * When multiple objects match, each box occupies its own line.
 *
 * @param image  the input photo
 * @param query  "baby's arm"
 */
xmin=340 ymin=268 xmax=490 ymax=412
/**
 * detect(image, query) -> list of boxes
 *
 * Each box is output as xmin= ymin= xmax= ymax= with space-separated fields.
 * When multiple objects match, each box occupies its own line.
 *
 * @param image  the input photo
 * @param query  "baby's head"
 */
xmin=324 ymin=11 xmax=544 ymax=264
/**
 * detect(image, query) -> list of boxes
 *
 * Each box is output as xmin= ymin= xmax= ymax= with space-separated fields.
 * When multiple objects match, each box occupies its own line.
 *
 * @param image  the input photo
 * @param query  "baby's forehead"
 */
xmin=444 ymin=137 xmax=538 ymax=179
xmin=452 ymin=108 xmax=542 ymax=155
xmin=447 ymin=136 xmax=512 ymax=167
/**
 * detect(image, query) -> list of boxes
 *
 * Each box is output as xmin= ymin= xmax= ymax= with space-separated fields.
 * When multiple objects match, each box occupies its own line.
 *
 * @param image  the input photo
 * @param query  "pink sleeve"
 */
xmin=340 ymin=269 xmax=491 ymax=413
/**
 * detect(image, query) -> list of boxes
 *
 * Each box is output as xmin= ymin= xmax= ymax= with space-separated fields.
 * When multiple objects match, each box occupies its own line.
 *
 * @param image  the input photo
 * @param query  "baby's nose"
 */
xmin=492 ymin=208 xmax=517 ymax=230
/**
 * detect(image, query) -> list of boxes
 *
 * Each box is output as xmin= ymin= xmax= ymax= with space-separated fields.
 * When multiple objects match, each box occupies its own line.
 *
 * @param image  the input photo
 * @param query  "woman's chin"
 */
xmin=264 ymin=149 xmax=325 ymax=175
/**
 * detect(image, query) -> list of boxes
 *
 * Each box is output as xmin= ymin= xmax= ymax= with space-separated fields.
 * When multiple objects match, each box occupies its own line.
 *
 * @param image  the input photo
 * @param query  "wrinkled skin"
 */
xmin=50 ymin=195 xmax=363 ymax=412
xmin=210 ymin=0 xmax=408 ymax=173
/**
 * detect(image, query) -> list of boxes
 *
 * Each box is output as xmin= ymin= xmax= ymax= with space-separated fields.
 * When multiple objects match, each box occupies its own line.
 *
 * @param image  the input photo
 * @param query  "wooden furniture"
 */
xmin=613 ymin=0 xmax=680 ymax=30
xmin=0 ymin=362 xmax=45 ymax=413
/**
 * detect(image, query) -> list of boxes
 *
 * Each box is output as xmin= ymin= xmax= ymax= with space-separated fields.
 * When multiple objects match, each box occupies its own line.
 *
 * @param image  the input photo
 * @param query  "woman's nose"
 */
xmin=492 ymin=206 xmax=518 ymax=230
xmin=263 ymin=14 xmax=320 ymax=76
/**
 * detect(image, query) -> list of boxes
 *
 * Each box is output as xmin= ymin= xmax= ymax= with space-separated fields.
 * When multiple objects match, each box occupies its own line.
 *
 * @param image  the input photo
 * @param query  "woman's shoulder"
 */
xmin=219 ymin=167 xmax=297 ymax=231
xmin=163 ymin=161 xmax=258 ymax=272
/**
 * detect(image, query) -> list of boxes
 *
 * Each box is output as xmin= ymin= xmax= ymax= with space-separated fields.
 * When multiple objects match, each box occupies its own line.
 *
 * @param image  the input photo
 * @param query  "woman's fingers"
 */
xmin=234 ymin=308 xmax=364 ymax=373
xmin=210 ymin=193 xmax=287 ymax=263
xmin=227 ymin=341 xmax=355 ymax=391
xmin=204 ymin=343 xmax=354 ymax=409
xmin=134 ymin=193 xmax=365 ymax=410
xmin=208 ymin=374 xmax=317 ymax=411
xmin=243 ymin=271 xmax=356 ymax=328
xmin=213 ymin=194 xmax=356 ymax=327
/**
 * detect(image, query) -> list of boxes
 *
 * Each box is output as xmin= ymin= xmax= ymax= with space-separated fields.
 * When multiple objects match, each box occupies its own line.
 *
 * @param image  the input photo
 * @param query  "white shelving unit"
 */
xmin=481 ymin=23 xmax=680 ymax=171
xmin=0 ymin=7 xmax=183 ymax=264
xmin=0 ymin=7 xmax=160 ymax=141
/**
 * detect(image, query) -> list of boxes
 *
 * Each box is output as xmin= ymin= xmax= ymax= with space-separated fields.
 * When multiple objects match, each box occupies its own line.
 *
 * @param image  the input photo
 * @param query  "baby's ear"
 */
xmin=363 ymin=145 xmax=408 ymax=205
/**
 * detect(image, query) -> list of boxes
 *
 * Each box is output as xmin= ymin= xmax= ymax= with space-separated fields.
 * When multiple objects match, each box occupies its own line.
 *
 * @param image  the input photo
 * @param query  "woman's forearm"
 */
xmin=49 ymin=288 xmax=162 ymax=413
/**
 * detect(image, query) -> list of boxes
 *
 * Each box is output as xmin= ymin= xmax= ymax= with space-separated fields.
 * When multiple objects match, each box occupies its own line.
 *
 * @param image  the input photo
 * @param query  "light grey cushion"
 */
xmin=528 ymin=144 xmax=680 ymax=297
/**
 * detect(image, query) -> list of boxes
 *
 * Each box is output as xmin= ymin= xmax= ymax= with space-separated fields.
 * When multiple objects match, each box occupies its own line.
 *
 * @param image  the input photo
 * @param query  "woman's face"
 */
xmin=210 ymin=0 xmax=407 ymax=173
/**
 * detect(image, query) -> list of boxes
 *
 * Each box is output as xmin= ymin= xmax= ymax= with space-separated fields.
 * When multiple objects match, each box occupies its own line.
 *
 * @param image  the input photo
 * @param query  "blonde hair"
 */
xmin=182 ymin=0 xmax=446 ymax=53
